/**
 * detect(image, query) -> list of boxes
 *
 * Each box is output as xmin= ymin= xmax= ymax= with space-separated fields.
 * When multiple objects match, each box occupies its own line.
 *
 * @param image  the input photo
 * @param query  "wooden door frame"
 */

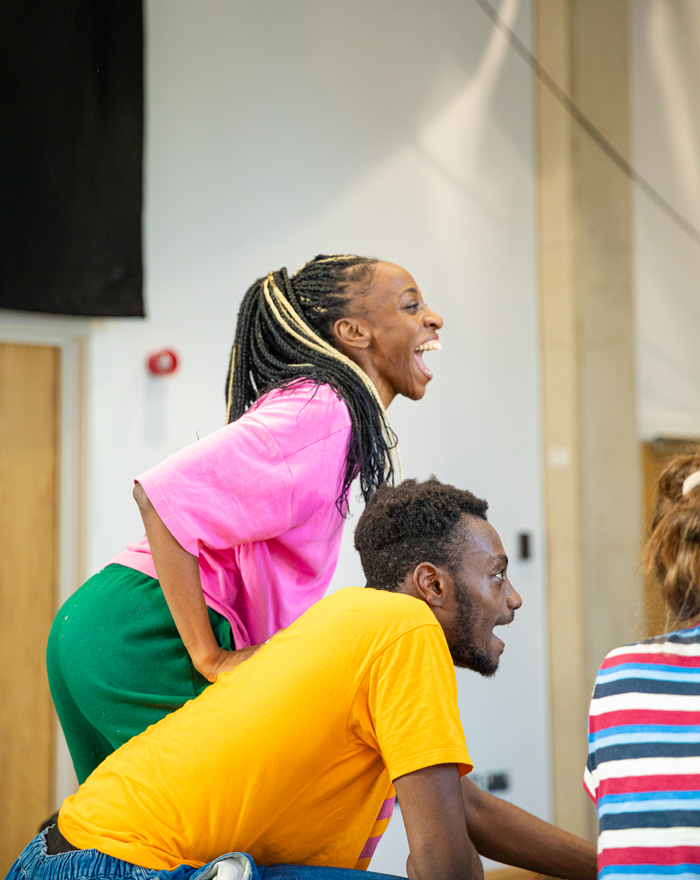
xmin=0 ymin=310 xmax=90 ymax=806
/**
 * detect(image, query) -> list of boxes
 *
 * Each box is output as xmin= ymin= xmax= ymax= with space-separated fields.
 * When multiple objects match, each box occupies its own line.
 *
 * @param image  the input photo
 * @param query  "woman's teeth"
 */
xmin=414 ymin=342 xmax=440 ymax=379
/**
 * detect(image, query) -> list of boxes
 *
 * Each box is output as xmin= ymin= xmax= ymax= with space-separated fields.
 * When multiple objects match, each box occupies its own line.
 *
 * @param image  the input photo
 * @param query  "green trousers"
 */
xmin=47 ymin=563 xmax=233 ymax=783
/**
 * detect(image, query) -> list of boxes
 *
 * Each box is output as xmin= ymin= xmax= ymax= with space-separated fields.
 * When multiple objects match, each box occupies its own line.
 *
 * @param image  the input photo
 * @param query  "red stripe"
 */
xmin=598 ymin=775 xmax=700 ymax=794
xmin=376 ymin=796 xmax=395 ymax=821
xmin=590 ymin=710 xmax=700 ymax=731
xmin=601 ymin=653 xmax=700 ymax=669
xmin=359 ymin=835 xmax=382 ymax=860
xmin=600 ymin=847 xmax=700 ymax=867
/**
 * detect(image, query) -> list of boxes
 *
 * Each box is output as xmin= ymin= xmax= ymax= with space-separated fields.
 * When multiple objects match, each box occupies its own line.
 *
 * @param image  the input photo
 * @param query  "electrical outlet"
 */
xmin=517 ymin=532 xmax=532 ymax=560
xmin=486 ymin=771 xmax=510 ymax=793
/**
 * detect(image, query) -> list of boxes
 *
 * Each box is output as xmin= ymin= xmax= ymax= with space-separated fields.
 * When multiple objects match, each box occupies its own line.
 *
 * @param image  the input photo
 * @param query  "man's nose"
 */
xmin=507 ymin=583 xmax=522 ymax=611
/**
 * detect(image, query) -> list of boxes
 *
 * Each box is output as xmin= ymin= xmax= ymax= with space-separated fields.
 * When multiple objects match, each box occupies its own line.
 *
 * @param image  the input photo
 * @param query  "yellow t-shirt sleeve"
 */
xmin=360 ymin=622 xmax=472 ymax=781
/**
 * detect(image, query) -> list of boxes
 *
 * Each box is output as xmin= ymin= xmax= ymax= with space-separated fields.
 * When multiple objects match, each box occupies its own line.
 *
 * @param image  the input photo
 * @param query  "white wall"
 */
xmin=85 ymin=0 xmax=549 ymax=872
xmin=631 ymin=1 xmax=700 ymax=440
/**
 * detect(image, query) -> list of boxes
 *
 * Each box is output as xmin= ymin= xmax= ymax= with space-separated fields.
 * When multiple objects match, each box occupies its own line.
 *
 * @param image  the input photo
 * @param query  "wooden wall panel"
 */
xmin=535 ymin=0 xmax=641 ymax=839
xmin=0 ymin=343 xmax=59 ymax=873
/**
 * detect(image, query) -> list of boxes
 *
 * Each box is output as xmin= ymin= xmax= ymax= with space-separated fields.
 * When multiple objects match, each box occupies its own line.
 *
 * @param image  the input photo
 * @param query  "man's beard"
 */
xmin=447 ymin=581 xmax=499 ymax=677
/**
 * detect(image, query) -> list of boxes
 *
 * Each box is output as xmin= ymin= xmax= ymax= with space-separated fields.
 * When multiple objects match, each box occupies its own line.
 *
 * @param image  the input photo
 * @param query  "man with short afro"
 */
xmin=354 ymin=477 xmax=488 ymax=592
xmin=17 ymin=477 xmax=597 ymax=880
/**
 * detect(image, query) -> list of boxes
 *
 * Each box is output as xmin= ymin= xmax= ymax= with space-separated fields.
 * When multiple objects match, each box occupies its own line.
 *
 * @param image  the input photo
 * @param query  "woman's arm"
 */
xmin=133 ymin=482 xmax=262 ymax=681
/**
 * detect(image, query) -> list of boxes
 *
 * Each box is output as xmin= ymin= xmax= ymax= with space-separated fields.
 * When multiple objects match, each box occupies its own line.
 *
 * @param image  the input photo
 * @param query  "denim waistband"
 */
xmin=12 ymin=831 xmax=155 ymax=880
xmin=9 ymin=832 xmax=404 ymax=880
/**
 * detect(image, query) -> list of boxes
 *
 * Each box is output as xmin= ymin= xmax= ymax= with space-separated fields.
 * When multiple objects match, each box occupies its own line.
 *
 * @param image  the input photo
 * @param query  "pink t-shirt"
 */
xmin=109 ymin=383 xmax=352 ymax=648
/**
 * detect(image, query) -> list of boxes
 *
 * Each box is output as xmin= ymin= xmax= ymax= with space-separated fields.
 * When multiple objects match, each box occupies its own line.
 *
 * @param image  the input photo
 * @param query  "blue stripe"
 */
xmin=601 ymin=866 xmax=700 ymax=875
xmin=665 ymin=627 xmax=700 ymax=641
xmin=594 ymin=679 xmax=700 ymax=698
xmin=598 ymin=865 xmax=700 ymax=880
xmin=599 ymin=797 xmax=700 ymax=815
xmin=593 ymin=741 xmax=700 ymax=762
xmin=598 ymin=667 xmax=700 ymax=684
xmin=600 ymin=661 xmax=700 ymax=673
xmin=590 ymin=725 xmax=700 ymax=742
xmin=590 ymin=732 xmax=700 ymax=752
xmin=641 ymin=626 xmax=700 ymax=643
xmin=600 ymin=791 xmax=700 ymax=805
xmin=600 ymin=809 xmax=700 ymax=830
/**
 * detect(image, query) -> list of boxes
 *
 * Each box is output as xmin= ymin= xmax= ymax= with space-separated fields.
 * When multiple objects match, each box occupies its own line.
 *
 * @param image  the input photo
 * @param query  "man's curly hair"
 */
xmin=354 ymin=477 xmax=489 ymax=591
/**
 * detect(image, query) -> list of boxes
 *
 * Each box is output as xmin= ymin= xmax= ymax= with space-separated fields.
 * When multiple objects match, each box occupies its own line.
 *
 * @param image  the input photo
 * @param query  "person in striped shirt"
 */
xmin=585 ymin=453 xmax=700 ymax=880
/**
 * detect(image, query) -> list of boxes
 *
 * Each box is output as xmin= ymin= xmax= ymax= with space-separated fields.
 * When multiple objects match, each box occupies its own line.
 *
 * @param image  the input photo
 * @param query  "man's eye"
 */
xmin=404 ymin=302 xmax=419 ymax=312
xmin=494 ymin=570 xmax=506 ymax=581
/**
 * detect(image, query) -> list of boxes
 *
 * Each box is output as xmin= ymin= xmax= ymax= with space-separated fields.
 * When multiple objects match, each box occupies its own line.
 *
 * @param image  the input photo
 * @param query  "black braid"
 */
xmin=225 ymin=255 xmax=396 ymax=511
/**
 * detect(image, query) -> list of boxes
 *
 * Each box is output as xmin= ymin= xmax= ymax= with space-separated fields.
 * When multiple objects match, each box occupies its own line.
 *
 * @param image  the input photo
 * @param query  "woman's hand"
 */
xmin=133 ymin=482 xmax=281 ymax=685
xmin=133 ymin=482 xmax=246 ymax=680
xmin=197 ymin=644 xmax=264 ymax=682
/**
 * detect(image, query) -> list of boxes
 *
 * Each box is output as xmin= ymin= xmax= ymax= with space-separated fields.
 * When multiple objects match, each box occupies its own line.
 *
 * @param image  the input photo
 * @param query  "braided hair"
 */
xmin=225 ymin=254 xmax=400 ymax=510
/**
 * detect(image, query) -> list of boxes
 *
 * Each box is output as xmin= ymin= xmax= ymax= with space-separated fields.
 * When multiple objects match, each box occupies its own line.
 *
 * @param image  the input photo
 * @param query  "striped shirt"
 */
xmin=584 ymin=625 xmax=700 ymax=880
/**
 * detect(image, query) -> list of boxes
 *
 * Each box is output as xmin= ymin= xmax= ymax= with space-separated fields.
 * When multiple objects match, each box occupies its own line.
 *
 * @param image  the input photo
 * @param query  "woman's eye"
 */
xmin=404 ymin=302 xmax=419 ymax=312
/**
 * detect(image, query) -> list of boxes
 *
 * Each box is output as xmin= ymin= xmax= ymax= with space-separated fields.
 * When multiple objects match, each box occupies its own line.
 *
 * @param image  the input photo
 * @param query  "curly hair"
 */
xmin=354 ymin=477 xmax=489 ymax=591
xmin=225 ymin=254 xmax=400 ymax=511
xmin=642 ymin=452 xmax=700 ymax=627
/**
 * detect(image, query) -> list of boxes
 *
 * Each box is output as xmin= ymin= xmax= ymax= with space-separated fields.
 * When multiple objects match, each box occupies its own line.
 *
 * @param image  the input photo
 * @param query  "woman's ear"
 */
xmin=412 ymin=562 xmax=447 ymax=608
xmin=332 ymin=316 xmax=372 ymax=352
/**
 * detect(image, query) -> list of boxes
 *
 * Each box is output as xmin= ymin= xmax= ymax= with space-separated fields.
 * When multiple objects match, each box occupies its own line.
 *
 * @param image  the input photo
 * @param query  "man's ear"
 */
xmin=332 ymin=316 xmax=372 ymax=353
xmin=412 ymin=562 xmax=447 ymax=608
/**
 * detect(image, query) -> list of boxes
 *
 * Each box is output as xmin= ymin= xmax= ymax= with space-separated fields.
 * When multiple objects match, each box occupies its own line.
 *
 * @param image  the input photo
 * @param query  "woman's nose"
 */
xmin=425 ymin=307 xmax=443 ymax=329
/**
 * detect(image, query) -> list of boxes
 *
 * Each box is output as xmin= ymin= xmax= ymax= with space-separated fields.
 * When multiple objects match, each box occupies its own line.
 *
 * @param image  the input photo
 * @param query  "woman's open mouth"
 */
xmin=414 ymin=340 xmax=441 ymax=379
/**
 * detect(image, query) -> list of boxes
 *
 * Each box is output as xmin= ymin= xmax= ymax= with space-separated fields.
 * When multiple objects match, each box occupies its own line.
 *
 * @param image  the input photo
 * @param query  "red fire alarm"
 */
xmin=148 ymin=349 xmax=179 ymax=375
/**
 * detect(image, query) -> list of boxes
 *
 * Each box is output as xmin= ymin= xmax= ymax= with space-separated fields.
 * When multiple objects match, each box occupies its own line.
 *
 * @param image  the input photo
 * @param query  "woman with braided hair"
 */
xmin=47 ymin=254 xmax=443 ymax=783
xmin=585 ymin=452 xmax=700 ymax=880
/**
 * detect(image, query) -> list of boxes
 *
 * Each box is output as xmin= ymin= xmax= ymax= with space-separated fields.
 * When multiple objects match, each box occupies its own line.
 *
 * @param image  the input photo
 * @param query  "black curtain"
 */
xmin=0 ymin=0 xmax=145 ymax=317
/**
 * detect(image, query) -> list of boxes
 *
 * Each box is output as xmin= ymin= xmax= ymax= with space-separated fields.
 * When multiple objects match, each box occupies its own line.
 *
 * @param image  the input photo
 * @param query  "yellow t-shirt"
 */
xmin=59 ymin=588 xmax=471 ymax=872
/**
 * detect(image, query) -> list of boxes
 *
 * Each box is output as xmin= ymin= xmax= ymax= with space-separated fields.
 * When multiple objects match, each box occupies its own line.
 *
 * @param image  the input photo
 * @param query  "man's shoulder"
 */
xmin=316 ymin=587 xmax=440 ymax=643
xmin=324 ymin=584 xmax=434 ymax=611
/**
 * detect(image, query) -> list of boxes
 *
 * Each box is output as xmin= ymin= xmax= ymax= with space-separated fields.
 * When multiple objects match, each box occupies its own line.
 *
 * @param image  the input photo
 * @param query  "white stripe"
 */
xmin=590 ymin=692 xmax=700 ymax=715
xmin=584 ymin=766 xmax=598 ymax=798
xmin=594 ymin=756 xmax=700 ymax=780
xmin=599 ymin=826 xmax=700 ymax=850
xmin=606 ymin=642 xmax=700 ymax=660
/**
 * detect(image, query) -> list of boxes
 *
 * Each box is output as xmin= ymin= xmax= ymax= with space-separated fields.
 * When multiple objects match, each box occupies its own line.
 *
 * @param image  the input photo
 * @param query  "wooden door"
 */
xmin=641 ymin=438 xmax=700 ymax=638
xmin=0 ymin=342 xmax=59 ymax=872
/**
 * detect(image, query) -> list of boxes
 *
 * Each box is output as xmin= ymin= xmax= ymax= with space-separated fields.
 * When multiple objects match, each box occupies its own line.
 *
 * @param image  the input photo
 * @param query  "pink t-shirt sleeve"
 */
xmin=136 ymin=384 xmax=350 ymax=557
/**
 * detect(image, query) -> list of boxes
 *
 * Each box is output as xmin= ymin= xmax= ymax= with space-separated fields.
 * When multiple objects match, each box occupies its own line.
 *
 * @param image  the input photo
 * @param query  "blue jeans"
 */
xmin=5 ymin=831 xmax=406 ymax=880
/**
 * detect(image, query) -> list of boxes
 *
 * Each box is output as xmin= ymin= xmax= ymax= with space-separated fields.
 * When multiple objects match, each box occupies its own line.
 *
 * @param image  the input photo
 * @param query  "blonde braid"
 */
xmin=262 ymin=273 xmax=402 ymax=481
